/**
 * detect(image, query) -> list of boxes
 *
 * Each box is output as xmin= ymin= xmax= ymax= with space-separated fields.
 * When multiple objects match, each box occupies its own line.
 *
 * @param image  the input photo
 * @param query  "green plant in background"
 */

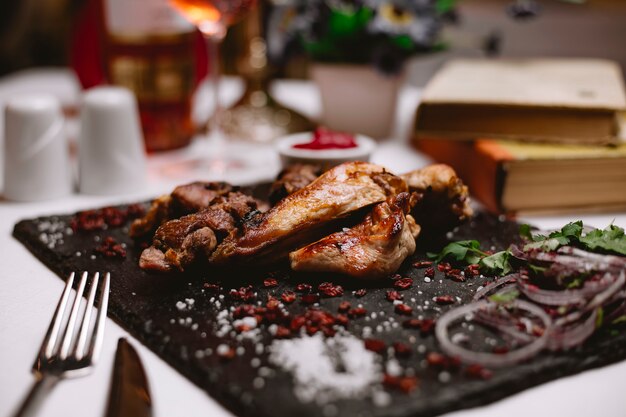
xmin=267 ymin=0 xmax=579 ymax=75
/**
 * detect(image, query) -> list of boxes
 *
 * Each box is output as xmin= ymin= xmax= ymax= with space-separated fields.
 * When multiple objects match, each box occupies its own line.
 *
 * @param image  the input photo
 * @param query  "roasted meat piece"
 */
xmin=129 ymin=182 xmax=237 ymax=238
xmin=210 ymin=161 xmax=408 ymax=266
xmin=138 ymin=192 xmax=261 ymax=272
xmin=268 ymin=163 xmax=322 ymax=205
xmin=290 ymin=192 xmax=421 ymax=279
xmin=401 ymin=164 xmax=472 ymax=235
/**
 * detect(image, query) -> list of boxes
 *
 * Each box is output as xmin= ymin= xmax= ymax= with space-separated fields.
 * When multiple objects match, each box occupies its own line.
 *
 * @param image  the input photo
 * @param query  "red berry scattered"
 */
xmin=301 ymin=293 xmax=320 ymax=304
xmin=437 ymin=262 xmax=452 ymax=272
xmin=364 ymin=338 xmax=386 ymax=354
xmin=395 ymin=303 xmax=413 ymax=315
xmin=445 ymin=269 xmax=465 ymax=282
xmin=275 ymin=326 xmax=291 ymax=339
xmin=465 ymin=364 xmax=493 ymax=380
xmin=386 ymin=290 xmax=404 ymax=302
xmin=295 ymin=283 xmax=312 ymax=293
xmin=229 ymin=286 xmax=256 ymax=302
xmin=412 ymin=260 xmax=433 ymax=268
xmin=338 ymin=301 xmax=351 ymax=312
xmin=354 ymin=289 xmax=367 ymax=297
xmin=94 ymin=236 xmax=126 ymax=259
xmin=434 ymin=295 xmax=455 ymax=305
xmin=392 ymin=342 xmax=412 ymax=357
xmin=402 ymin=318 xmax=436 ymax=335
xmin=424 ymin=267 xmax=435 ymax=277
xmin=233 ymin=304 xmax=256 ymax=318
xmin=318 ymin=282 xmax=344 ymax=297
xmin=394 ymin=278 xmax=413 ymax=290
xmin=348 ymin=307 xmax=367 ymax=318
xmin=383 ymin=374 xmax=419 ymax=393
xmin=426 ymin=352 xmax=461 ymax=369
xmin=281 ymin=291 xmax=296 ymax=304
xmin=71 ymin=205 xmax=145 ymax=232
xmin=263 ymin=278 xmax=278 ymax=288
xmin=203 ymin=283 xmax=221 ymax=293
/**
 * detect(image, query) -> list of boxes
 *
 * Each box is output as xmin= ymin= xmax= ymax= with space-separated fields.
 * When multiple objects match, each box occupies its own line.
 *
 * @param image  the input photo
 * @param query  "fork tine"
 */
xmin=87 ymin=272 xmax=110 ymax=363
xmin=42 ymin=272 xmax=75 ymax=359
xmin=73 ymin=272 xmax=99 ymax=360
xmin=59 ymin=272 xmax=88 ymax=359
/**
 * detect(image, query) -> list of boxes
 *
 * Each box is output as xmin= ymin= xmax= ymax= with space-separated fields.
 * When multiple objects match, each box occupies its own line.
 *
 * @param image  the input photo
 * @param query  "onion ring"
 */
xmin=435 ymin=299 xmax=552 ymax=368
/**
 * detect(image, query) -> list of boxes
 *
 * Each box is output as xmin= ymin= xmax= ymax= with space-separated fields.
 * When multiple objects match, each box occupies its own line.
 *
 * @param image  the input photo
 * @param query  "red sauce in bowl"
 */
xmin=292 ymin=127 xmax=358 ymax=150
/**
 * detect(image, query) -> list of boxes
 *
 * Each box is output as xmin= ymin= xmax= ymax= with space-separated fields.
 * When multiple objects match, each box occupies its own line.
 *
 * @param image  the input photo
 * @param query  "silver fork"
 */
xmin=13 ymin=271 xmax=111 ymax=417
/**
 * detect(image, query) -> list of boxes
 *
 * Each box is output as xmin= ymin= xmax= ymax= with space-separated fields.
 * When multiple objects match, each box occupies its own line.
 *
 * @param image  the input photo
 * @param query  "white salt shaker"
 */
xmin=78 ymin=86 xmax=146 ymax=195
xmin=3 ymin=94 xmax=72 ymax=201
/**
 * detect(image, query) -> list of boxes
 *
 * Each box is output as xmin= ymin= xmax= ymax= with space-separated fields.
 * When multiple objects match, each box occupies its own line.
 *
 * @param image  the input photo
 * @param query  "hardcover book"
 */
xmin=414 ymin=59 xmax=626 ymax=144
xmin=415 ymin=138 xmax=626 ymax=214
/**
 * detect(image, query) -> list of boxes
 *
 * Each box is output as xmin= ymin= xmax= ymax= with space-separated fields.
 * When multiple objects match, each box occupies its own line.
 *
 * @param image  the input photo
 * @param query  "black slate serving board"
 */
xmin=13 ymin=193 xmax=626 ymax=417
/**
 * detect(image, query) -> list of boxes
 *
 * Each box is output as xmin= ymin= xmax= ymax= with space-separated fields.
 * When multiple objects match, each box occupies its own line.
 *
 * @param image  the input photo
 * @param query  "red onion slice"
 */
xmin=435 ymin=300 xmax=552 ymax=368
xmin=556 ymin=271 xmax=625 ymax=326
xmin=548 ymin=309 xmax=598 ymax=351
xmin=558 ymin=246 xmax=626 ymax=269
xmin=473 ymin=274 xmax=520 ymax=301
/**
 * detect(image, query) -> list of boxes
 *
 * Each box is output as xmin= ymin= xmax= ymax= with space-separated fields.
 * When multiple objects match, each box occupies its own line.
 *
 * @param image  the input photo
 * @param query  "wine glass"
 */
xmin=167 ymin=0 xmax=258 ymax=178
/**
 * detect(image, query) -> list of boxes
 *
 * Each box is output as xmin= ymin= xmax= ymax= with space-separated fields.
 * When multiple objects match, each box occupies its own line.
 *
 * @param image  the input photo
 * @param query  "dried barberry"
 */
xmin=354 ymin=289 xmax=367 ymax=297
xmin=395 ymin=303 xmax=412 ymax=315
xmin=434 ymin=295 xmax=455 ymax=305
xmin=94 ymin=236 xmax=126 ymax=259
xmin=319 ymin=282 xmax=344 ymax=297
xmin=424 ymin=267 xmax=435 ymax=278
xmin=281 ymin=291 xmax=296 ymax=304
xmin=275 ymin=326 xmax=291 ymax=339
xmin=383 ymin=374 xmax=419 ymax=393
xmin=392 ymin=342 xmax=411 ymax=357
xmin=203 ymin=283 xmax=221 ymax=293
xmin=394 ymin=278 xmax=413 ymax=290
xmin=465 ymin=364 xmax=493 ymax=379
xmin=364 ymin=338 xmax=386 ymax=354
xmin=348 ymin=307 xmax=367 ymax=318
xmin=445 ymin=269 xmax=464 ymax=282
xmin=301 ymin=293 xmax=320 ymax=304
xmin=295 ymin=283 xmax=312 ymax=293
xmin=386 ymin=290 xmax=403 ymax=302
xmin=338 ymin=301 xmax=351 ymax=312
xmin=263 ymin=278 xmax=278 ymax=288
xmin=412 ymin=260 xmax=433 ymax=268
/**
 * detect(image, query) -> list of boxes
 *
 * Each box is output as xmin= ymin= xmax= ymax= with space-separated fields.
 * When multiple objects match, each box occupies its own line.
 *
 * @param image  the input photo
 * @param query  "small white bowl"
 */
xmin=276 ymin=131 xmax=376 ymax=169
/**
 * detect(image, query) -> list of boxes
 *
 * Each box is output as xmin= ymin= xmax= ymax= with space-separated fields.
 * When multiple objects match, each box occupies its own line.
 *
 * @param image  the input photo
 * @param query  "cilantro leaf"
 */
xmin=428 ymin=240 xmax=485 ymax=264
xmin=479 ymin=250 xmax=513 ymax=275
xmin=523 ymin=221 xmax=583 ymax=251
xmin=489 ymin=289 xmax=519 ymax=304
xmin=579 ymin=225 xmax=626 ymax=256
xmin=519 ymin=224 xmax=534 ymax=241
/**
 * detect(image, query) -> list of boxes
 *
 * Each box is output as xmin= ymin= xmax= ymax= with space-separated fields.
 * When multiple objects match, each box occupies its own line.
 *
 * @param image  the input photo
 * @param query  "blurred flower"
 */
xmin=267 ymin=0 xmax=569 ymax=74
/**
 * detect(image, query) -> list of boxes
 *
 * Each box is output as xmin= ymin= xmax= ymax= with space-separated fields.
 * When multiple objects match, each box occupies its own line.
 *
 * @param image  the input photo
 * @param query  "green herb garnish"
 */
xmin=521 ymin=221 xmax=626 ymax=256
xmin=428 ymin=240 xmax=513 ymax=276
xmin=489 ymin=289 xmax=519 ymax=304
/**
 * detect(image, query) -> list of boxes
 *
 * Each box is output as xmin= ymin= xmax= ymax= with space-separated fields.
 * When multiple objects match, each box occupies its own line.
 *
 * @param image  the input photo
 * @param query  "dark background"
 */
xmin=1 ymin=0 xmax=625 ymax=81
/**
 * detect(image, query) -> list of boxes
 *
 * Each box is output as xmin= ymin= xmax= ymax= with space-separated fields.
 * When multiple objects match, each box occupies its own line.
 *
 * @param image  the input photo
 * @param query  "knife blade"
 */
xmin=105 ymin=338 xmax=153 ymax=417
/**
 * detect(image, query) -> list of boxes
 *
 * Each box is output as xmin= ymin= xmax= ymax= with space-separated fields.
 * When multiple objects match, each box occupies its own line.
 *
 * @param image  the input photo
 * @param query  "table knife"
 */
xmin=105 ymin=338 xmax=153 ymax=417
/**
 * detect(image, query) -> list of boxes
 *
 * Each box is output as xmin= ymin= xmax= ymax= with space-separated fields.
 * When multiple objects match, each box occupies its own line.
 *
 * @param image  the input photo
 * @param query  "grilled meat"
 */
xmin=290 ymin=192 xmax=420 ymax=279
xmin=210 ymin=161 xmax=408 ymax=266
xmin=129 ymin=182 xmax=238 ymax=238
xmin=268 ymin=163 xmax=322 ymax=206
xmin=401 ymin=164 xmax=472 ymax=235
xmin=138 ymin=192 xmax=261 ymax=272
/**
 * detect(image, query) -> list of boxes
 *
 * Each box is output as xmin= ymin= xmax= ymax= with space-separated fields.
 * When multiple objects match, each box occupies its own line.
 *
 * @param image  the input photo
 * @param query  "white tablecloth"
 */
xmin=0 ymin=69 xmax=625 ymax=417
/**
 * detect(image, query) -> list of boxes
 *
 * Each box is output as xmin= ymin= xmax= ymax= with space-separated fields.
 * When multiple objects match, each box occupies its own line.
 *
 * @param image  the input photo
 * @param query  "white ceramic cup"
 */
xmin=78 ymin=86 xmax=146 ymax=195
xmin=3 ymin=94 xmax=72 ymax=201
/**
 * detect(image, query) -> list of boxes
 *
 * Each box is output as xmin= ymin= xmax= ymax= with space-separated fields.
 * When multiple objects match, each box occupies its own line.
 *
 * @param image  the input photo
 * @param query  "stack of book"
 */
xmin=413 ymin=58 xmax=626 ymax=214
